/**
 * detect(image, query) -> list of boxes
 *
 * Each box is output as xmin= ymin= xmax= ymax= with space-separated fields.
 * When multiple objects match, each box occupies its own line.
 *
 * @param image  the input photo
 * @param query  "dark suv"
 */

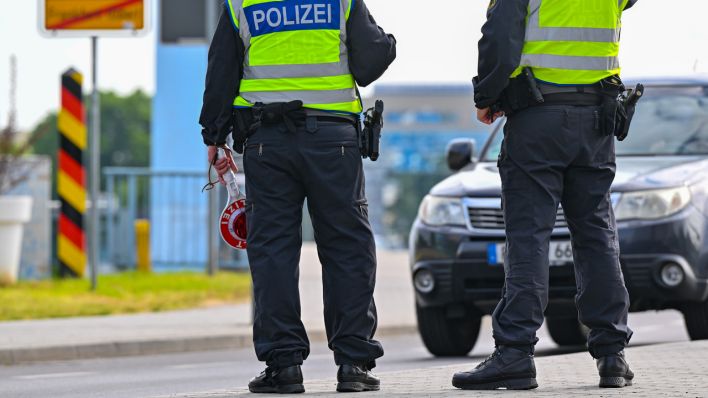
xmin=409 ymin=79 xmax=708 ymax=356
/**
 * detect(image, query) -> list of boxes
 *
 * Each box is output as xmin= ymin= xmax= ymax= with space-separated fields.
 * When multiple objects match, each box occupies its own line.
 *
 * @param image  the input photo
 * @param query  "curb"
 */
xmin=0 ymin=325 xmax=417 ymax=365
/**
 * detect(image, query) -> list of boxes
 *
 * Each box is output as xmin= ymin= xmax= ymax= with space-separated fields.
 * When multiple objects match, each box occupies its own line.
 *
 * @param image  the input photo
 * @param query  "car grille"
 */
xmin=467 ymin=207 xmax=568 ymax=230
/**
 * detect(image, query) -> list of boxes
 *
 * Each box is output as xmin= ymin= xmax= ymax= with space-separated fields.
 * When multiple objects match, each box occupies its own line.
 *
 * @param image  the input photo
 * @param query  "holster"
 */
xmin=599 ymin=76 xmax=625 ymax=138
xmin=617 ymin=98 xmax=637 ymax=141
xmin=599 ymin=77 xmax=644 ymax=141
xmin=359 ymin=100 xmax=384 ymax=161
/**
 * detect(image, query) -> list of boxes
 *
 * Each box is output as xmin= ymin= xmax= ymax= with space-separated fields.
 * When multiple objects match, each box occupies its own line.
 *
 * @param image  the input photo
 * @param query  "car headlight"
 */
xmin=614 ymin=187 xmax=692 ymax=221
xmin=418 ymin=195 xmax=466 ymax=226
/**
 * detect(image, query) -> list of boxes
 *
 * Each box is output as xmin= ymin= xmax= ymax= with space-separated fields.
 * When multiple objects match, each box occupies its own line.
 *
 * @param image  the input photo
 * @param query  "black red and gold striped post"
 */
xmin=57 ymin=68 xmax=87 ymax=278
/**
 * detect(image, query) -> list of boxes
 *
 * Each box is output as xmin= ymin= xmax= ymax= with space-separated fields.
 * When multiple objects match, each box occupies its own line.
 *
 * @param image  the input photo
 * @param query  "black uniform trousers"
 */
xmin=493 ymin=104 xmax=633 ymax=358
xmin=243 ymin=117 xmax=384 ymax=370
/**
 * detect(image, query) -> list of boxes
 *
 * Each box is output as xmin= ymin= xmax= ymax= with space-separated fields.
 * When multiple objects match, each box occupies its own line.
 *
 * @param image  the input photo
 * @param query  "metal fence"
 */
xmin=103 ymin=167 xmax=248 ymax=272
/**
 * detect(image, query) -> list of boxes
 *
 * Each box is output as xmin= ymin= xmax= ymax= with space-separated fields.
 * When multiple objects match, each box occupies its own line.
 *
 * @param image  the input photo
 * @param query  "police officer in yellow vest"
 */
xmin=199 ymin=0 xmax=395 ymax=394
xmin=452 ymin=0 xmax=637 ymax=391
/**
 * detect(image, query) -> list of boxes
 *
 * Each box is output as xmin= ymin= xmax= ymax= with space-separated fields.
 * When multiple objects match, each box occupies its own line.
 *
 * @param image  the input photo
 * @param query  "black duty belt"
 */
xmin=534 ymin=92 xmax=604 ymax=107
xmin=311 ymin=115 xmax=357 ymax=125
xmin=534 ymin=82 xmax=604 ymax=106
xmin=537 ymin=83 xmax=603 ymax=96
xmin=302 ymin=109 xmax=357 ymax=125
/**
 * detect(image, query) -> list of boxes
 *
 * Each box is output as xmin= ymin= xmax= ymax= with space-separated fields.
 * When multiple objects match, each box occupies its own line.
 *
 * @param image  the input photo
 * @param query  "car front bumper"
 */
xmin=410 ymin=206 xmax=708 ymax=313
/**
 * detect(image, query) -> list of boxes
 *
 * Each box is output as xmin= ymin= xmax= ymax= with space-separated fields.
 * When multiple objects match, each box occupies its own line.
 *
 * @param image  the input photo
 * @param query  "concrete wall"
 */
xmin=8 ymin=156 xmax=52 ymax=280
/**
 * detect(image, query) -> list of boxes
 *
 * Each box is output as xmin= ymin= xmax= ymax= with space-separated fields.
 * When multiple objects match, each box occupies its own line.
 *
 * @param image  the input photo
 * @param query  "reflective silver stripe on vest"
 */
xmin=238 ymin=0 xmax=352 ymax=82
xmin=525 ymin=0 xmax=620 ymax=43
xmin=520 ymin=53 xmax=620 ymax=71
xmin=243 ymin=55 xmax=351 ymax=80
xmin=234 ymin=0 xmax=251 ymax=38
xmin=241 ymin=88 xmax=357 ymax=105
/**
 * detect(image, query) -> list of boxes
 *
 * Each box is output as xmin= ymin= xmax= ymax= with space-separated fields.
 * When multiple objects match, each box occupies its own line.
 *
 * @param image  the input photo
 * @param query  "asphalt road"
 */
xmin=0 ymin=310 xmax=690 ymax=398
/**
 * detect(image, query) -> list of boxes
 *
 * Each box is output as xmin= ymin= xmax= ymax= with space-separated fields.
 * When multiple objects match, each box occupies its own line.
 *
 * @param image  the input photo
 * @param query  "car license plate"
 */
xmin=487 ymin=241 xmax=573 ymax=266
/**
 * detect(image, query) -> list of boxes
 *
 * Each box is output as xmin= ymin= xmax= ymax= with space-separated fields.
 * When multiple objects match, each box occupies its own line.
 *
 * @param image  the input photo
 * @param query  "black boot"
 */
xmin=452 ymin=346 xmax=538 ymax=390
xmin=336 ymin=364 xmax=380 ymax=392
xmin=248 ymin=365 xmax=305 ymax=394
xmin=597 ymin=351 xmax=634 ymax=388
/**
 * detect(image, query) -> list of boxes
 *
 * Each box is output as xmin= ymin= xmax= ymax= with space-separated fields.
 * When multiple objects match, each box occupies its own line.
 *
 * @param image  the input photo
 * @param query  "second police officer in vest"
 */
xmin=452 ymin=0 xmax=638 ymax=391
xmin=199 ymin=0 xmax=395 ymax=394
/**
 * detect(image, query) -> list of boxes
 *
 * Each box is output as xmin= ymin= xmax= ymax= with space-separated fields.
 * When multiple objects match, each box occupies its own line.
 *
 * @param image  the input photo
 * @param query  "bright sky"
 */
xmin=1 ymin=0 xmax=707 ymax=130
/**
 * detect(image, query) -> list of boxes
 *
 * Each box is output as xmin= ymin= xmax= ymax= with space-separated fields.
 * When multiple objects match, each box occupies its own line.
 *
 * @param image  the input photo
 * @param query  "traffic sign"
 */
xmin=39 ymin=0 xmax=150 ymax=37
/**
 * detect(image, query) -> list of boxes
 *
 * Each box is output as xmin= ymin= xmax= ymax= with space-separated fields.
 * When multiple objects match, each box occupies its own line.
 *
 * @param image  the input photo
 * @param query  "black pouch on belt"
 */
xmin=231 ymin=108 xmax=256 ymax=154
xmin=260 ymin=100 xmax=305 ymax=133
xmin=498 ymin=77 xmax=531 ymax=115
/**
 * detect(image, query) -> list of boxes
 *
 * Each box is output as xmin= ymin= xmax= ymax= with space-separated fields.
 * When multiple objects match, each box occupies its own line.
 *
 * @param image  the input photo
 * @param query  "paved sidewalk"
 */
xmin=0 ymin=245 xmax=414 ymax=364
xmin=159 ymin=340 xmax=708 ymax=398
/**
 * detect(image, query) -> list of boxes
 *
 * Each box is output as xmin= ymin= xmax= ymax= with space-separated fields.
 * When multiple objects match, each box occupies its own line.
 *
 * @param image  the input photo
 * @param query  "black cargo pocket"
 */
xmin=243 ymin=142 xmax=269 ymax=182
xmin=245 ymin=143 xmax=263 ymax=157
xmin=315 ymin=142 xmax=358 ymax=157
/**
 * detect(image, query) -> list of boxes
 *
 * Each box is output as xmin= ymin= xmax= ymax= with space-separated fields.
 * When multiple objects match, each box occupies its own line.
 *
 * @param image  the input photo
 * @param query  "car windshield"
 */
xmin=482 ymin=85 xmax=708 ymax=161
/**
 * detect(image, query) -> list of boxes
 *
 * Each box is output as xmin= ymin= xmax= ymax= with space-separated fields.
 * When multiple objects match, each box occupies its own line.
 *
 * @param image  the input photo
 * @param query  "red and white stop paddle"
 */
xmin=218 ymin=148 xmax=247 ymax=250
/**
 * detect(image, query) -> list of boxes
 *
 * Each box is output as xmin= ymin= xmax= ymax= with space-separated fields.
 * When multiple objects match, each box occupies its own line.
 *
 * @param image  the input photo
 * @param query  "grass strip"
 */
xmin=0 ymin=272 xmax=251 ymax=321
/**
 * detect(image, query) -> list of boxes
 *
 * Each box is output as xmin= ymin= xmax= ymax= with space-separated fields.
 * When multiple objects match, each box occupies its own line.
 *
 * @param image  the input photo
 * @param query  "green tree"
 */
xmin=31 ymin=90 xmax=151 ymax=197
xmin=98 ymin=90 xmax=151 ymax=168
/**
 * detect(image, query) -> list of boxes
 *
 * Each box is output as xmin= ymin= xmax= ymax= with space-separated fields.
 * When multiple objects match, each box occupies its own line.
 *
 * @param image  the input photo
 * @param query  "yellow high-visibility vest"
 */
xmin=512 ymin=0 xmax=629 ymax=84
xmin=226 ymin=0 xmax=362 ymax=114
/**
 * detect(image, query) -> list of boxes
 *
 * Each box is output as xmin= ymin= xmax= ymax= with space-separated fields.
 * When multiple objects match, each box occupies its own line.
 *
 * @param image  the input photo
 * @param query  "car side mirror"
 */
xmin=446 ymin=139 xmax=476 ymax=172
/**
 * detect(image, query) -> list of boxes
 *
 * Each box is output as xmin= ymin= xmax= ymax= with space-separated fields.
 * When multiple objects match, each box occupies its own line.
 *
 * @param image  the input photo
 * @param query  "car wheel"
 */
xmin=546 ymin=317 xmax=589 ymax=346
xmin=682 ymin=301 xmax=708 ymax=340
xmin=415 ymin=304 xmax=481 ymax=357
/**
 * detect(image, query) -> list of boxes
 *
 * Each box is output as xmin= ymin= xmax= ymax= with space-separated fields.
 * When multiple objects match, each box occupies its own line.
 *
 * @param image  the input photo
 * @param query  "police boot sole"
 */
xmin=249 ymin=383 xmax=305 ymax=394
xmin=336 ymin=381 xmax=380 ymax=393
xmin=453 ymin=378 xmax=538 ymax=391
xmin=600 ymin=376 xmax=633 ymax=388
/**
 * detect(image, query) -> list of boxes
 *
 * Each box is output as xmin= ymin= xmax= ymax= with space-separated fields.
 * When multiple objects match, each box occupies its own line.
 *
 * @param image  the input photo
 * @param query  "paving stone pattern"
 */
xmin=159 ymin=341 xmax=708 ymax=398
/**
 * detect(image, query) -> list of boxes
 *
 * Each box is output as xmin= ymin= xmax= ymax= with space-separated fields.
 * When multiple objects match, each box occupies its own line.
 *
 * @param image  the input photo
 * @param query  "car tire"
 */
xmin=415 ymin=304 xmax=481 ymax=357
xmin=546 ymin=317 xmax=589 ymax=347
xmin=682 ymin=302 xmax=708 ymax=340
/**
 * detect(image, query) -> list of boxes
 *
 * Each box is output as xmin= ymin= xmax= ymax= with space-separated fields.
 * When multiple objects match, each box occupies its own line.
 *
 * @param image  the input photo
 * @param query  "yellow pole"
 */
xmin=135 ymin=219 xmax=151 ymax=273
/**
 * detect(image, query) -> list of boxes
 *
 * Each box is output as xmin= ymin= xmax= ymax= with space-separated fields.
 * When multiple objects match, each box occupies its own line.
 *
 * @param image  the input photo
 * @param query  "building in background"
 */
xmin=148 ymin=0 xmax=222 ymax=270
xmin=152 ymin=0 xmax=220 ymax=172
xmin=364 ymin=85 xmax=491 ymax=247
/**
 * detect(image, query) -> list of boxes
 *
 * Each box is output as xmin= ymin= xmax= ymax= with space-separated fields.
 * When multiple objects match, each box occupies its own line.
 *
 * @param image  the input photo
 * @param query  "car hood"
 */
xmin=430 ymin=156 xmax=708 ymax=198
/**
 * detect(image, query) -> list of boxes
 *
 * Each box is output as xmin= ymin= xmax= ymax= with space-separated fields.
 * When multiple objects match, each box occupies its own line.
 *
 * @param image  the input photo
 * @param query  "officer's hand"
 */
xmin=208 ymin=146 xmax=238 ymax=185
xmin=477 ymin=107 xmax=504 ymax=125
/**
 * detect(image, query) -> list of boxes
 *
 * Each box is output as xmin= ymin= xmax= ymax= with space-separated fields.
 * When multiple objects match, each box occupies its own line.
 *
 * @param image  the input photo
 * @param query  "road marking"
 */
xmin=14 ymin=371 xmax=95 ymax=380
xmin=151 ymin=388 xmax=247 ymax=398
xmin=167 ymin=362 xmax=235 ymax=370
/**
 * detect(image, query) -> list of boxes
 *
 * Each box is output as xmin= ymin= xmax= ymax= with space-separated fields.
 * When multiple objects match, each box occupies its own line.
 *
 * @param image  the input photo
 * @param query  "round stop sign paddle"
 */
xmin=217 ymin=148 xmax=247 ymax=250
